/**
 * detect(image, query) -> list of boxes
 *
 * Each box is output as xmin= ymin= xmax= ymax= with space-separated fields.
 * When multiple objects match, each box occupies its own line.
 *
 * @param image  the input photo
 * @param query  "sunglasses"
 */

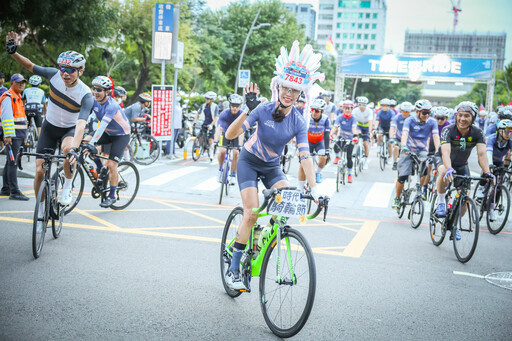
xmin=401 ymin=111 xmax=410 ymax=114
xmin=230 ymin=105 xmax=241 ymax=109
xmin=419 ymin=110 xmax=431 ymax=116
xmin=436 ymin=117 xmax=446 ymax=120
xmin=92 ymin=87 xmax=106 ymax=93
xmin=59 ymin=66 xmax=78 ymax=74
xmin=311 ymin=109 xmax=322 ymax=113
xmin=279 ymin=85 xmax=301 ymax=96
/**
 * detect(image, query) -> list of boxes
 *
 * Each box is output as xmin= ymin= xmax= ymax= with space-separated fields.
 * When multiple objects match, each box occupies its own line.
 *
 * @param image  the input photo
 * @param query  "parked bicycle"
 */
xmin=129 ymin=122 xmax=160 ymax=165
xmin=220 ymin=187 xmax=329 ymax=338
xmin=473 ymin=166 xmax=511 ymax=234
xmin=429 ymin=175 xmax=486 ymax=263
xmin=16 ymin=146 xmax=66 ymax=259
xmin=394 ymin=152 xmax=427 ymax=229
xmin=62 ymin=142 xmax=140 ymax=213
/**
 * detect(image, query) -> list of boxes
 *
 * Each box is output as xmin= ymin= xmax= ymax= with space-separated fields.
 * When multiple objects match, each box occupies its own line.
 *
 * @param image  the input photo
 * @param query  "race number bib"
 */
xmin=267 ymin=190 xmax=307 ymax=218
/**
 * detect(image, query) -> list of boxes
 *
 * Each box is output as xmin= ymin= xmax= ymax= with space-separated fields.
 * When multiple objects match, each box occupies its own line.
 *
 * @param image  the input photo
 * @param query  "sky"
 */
xmin=204 ymin=0 xmax=512 ymax=64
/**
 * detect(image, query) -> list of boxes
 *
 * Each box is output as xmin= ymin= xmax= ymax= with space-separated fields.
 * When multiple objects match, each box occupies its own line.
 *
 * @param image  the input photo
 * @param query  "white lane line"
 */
xmin=142 ymin=166 xmax=203 ymax=186
xmin=363 ymin=182 xmax=395 ymax=208
xmin=453 ymin=271 xmax=485 ymax=279
xmin=192 ymin=177 xmax=221 ymax=191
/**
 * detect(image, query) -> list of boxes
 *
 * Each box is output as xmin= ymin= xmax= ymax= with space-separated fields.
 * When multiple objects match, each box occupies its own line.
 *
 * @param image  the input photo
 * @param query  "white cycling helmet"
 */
xmin=488 ymin=112 xmax=499 ymax=124
xmin=139 ymin=93 xmax=152 ymax=102
xmin=29 ymin=75 xmax=42 ymax=86
xmin=389 ymin=99 xmax=397 ymax=106
xmin=92 ymin=76 xmax=113 ymax=89
xmin=497 ymin=119 xmax=512 ymax=130
xmin=498 ymin=109 xmax=512 ymax=120
xmin=479 ymin=110 xmax=488 ymax=117
xmin=432 ymin=106 xmax=449 ymax=118
xmin=415 ymin=99 xmax=433 ymax=111
xmin=342 ymin=99 xmax=354 ymax=108
xmin=380 ymin=98 xmax=391 ymax=106
xmin=356 ymin=96 xmax=369 ymax=105
xmin=204 ymin=91 xmax=217 ymax=100
xmin=455 ymin=101 xmax=479 ymax=119
xmin=399 ymin=101 xmax=413 ymax=112
xmin=310 ymin=98 xmax=327 ymax=111
xmin=229 ymin=94 xmax=243 ymax=106
xmin=57 ymin=50 xmax=86 ymax=69
xmin=114 ymin=86 xmax=127 ymax=97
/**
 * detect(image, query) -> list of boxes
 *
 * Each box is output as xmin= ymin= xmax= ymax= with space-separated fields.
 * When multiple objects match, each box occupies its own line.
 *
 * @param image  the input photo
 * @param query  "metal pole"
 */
xmin=234 ymin=9 xmax=261 ymax=94
xmin=351 ymin=78 xmax=359 ymax=100
xmin=161 ymin=61 xmax=165 ymax=85
xmin=171 ymin=65 xmax=178 ymax=154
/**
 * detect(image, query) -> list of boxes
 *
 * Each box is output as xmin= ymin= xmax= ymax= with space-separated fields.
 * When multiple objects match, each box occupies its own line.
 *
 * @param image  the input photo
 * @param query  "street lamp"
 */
xmin=234 ymin=8 xmax=270 ymax=94
xmin=497 ymin=79 xmax=511 ymax=102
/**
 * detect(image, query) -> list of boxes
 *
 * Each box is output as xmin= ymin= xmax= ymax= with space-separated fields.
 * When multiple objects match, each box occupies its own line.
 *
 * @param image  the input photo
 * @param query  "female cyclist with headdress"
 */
xmin=224 ymin=41 xmax=325 ymax=290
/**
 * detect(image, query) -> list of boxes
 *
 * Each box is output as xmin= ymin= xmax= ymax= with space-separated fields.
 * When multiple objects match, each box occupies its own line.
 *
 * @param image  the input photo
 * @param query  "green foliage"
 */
xmin=350 ymin=79 xmax=422 ymax=104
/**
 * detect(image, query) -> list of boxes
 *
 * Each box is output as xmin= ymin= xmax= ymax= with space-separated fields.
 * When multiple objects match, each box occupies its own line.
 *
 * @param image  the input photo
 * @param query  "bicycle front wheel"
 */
xmin=191 ymin=137 xmax=201 ymax=161
xmin=220 ymin=207 xmax=243 ymax=298
xmin=486 ymin=185 xmax=510 ymax=235
xmin=51 ymin=172 xmax=64 ymax=239
xmin=429 ymin=193 xmax=446 ymax=246
xmin=132 ymin=135 xmax=160 ymax=165
xmin=33 ymin=181 xmax=49 ymax=259
xmin=410 ymin=197 xmax=424 ymax=229
xmin=259 ymin=228 xmax=316 ymax=338
xmin=110 ymin=161 xmax=140 ymax=210
xmin=379 ymin=146 xmax=386 ymax=171
xmin=219 ymin=163 xmax=228 ymax=205
xmin=453 ymin=197 xmax=479 ymax=263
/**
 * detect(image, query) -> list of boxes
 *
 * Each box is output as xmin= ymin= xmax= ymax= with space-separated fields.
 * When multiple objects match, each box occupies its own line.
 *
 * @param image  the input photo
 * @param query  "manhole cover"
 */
xmin=485 ymin=272 xmax=512 ymax=291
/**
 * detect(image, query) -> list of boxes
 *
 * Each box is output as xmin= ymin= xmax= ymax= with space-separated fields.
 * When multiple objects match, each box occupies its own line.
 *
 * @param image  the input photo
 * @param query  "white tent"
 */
xmin=309 ymin=83 xmax=326 ymax=101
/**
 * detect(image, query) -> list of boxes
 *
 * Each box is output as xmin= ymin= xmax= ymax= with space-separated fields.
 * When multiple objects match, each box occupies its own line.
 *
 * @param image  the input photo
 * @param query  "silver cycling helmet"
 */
xmin=455 ymin=101 xmax=479 ymax=119
xmin=311 ymin=98 xmax=327 ymax=111
xmin=399 ymin=101 xmax=413 ymax=112
xmin=57 ymin=50 xmax=86 ymax=69
xmin=29 ymin=75 xmax=42 ymax=86
xmin=432 ymin=106 xmax=449 ymax=118
xmin=497 ymin=119 xmax=512 ymax=130
xmin=356 ymin=96 xmax=369 ymax=105
xmin=92 ymin=76 xmax=113 ymax=89
xmin=229 ymin=94 xmax=243 ymax=106
xmin=415 ymin=99 xmax=433 ymax=111
xmin=204 ymin=91 xmax=217 ymax=100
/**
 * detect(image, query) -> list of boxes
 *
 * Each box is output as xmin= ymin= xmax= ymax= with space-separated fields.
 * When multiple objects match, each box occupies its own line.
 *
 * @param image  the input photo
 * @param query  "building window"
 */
xmin=350 ymin=33 xmax=355 ymax=39
xmin=359 ymin=13 xmax=363 ymax=19
xmin=317 ymin=34 xmax=328 ymax=39
xmin=319 ymin=24 xmax=332 ymax=30
xmin=343 ymin=33 xmax=348 ymax=39
xmin=371 ymin=34 xmax=376 ymax=40
xmin=360 ymin=1 xmax=371 ymax=8
xmin=370 ymin=44 xmax=375 ymax=50
xmin=365 ymin=13 xmax=370 ymax=19
xmin=351 ymin=23 xmax=356 ymax=29
xmin=337 ymin=23 xmax=341 ymax=28
xmin=364 ymin=44 xmax=368 ymax=49
xmin=358 ymin=23 xmax=362 ymax=29
xmin=336 ymin=33 xmax=340 ymax=38
xmin=320 ymin=14 xmax=333 ymax=20
xmin=338 ymin=0 xmax=346 ymax=8
xmin=336 ymin=43 xmax=340 ymax=49
xmin=338 ymin=12 xmax=341 ymax=18
xmin=372 ymin=23 xmax=377 ymax=29
xmin=356 ymin=44 xmax=361 ymax=49
xmin=344 ymin=23 xmax=350 ymax=29
xmin=320 ymin=4 xmax=334 ymax=10
xmin=357 ymin=33 xmax=362 ymax=39
xmin=365 ymin=23 xmax=369 ymax=29
xmin=364 ymin=34 xmax=369 ymax=39
xmin=349 ymin=43 xmax=354 ymax=49
xmin=373 ymin=13 xmax=378 ymax=19
xmin=342 ymin=43 xmax=347 ymax=49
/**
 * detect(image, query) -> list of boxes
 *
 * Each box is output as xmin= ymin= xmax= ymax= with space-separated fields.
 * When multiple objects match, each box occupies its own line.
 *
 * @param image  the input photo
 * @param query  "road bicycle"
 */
xmin=220 ymin=187 xmax=329 ymax=338
xmin=24 ymin=103 xmax=42 ymax=161
xmin=429 ymin=175 xmax=485 ymax=263
xmin=394 ymin=153 xmax=427 ymax=229
xmin=425 ymin=157 xmax=439 ymax=203
xmin=16 ymin=146 xmax=67 ymax=259
xmin=473 ymin=166 xmax=511 ymax=234
xmin=129 ymin=122 xmax=160 ymax=165
xmin=62 ymin=142 xmax=140 ymax=213
xmin=333 ymin=137 xmax=350 ymax=192
xmin=192 ymin=121 xmax=213 ymax=161
xmin=378 ymin=133 xmax=390 ymax=171
xmin=217 ymin=138 xmax=240 ymax=205
xmin=352 ymin=134 xmax=364 ymax=177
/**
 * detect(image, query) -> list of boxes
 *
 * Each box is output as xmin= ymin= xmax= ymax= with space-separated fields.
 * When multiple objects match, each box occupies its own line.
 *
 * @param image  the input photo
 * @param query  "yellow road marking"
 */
xmin=151 ymin=199 xmax=226 ymax=224
xmin=342 ymin=220 xmax=380 ymax=258
xmin=73 ymin=208 xmax=122 ymax=230
xmin=0 ymin=216 xmax=105 ymax=229
xmin=136 ymin=195 xmax=234 ymax=209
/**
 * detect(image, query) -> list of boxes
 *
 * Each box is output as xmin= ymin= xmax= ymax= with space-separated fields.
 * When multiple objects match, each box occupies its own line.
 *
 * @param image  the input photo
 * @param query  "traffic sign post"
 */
xmin=238 ymin=70 xmax=250 ymax=88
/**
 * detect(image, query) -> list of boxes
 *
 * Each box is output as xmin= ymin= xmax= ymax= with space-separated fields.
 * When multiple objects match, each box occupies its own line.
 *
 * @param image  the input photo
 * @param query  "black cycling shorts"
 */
xmin=237 ymin=148 xmax=287 ymax=191
xmin=96 ymin=134 xmax=130 ymax=163
xmin=220 ymin=133 xmax=239 ymax=148
xmin=36 ymin=120 xmax=75 ymax=157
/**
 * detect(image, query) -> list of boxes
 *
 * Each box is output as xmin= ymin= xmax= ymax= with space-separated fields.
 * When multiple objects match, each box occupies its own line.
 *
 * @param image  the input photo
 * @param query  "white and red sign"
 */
xmin=151 ymin=85 xmax=173 ymax=140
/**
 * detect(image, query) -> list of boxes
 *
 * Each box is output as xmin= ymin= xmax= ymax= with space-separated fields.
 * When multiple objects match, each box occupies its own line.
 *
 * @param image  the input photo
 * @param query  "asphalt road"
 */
xmin=1 ymin=147 xmax=511 ymax=340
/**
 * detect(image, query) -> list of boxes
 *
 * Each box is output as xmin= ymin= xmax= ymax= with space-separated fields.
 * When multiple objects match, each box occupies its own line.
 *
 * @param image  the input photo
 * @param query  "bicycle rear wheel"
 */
xmin=259 ymin=228 xmax=316 ymax=338
xmin=51 ymin=172 xmax=64 ymax=239
xmin=220 ymin=207 xmax=243 ymax=298
xmin=191 ymin=137 xmax=201 ymax=161
xmin=429 ymin=193 xmax=446 ymax=246
xmin=379 ymin=145 xmax=386 ymax=171
xmin=486 ymin=185 xmax=510 ymax=235
xmin=132 ymin=135 xmax=160 ymax=165
xmin=33 ymin=181 xmax=49 ymax=259
xmin=453 ymin=197 xmax=479 ymax=263
xmin=410 ymin=197 xmax=424 ymax=229
xmin=110 ymin=161 xmax=140 ymax=210
xmin=219 ymin=163 xmax=228 ymax=205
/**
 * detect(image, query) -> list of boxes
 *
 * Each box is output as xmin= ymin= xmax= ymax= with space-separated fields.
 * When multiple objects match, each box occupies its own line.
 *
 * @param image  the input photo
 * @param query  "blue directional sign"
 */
xmin=154 ymin=3 xmax=174 ymax=32
xmin=239 ymin=70 xmax=250 ymax=87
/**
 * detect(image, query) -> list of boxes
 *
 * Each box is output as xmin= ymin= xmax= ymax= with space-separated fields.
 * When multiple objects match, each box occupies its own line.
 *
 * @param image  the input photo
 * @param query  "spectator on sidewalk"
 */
xmin=0 ymin=73 xmax=29 ymax=200
xmin=0 ymin=72 xmax=7 ymax=96
xmin=166 ymin=96 xmax=183 ymax=158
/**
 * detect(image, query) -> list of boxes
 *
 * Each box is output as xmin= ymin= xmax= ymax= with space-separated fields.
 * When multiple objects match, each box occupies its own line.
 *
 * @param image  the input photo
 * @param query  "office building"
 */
xmin=284 ymin=3 xmax=317 ymax=40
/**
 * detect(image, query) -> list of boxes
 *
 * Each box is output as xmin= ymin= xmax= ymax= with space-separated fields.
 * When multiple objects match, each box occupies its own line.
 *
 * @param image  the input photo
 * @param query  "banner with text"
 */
xmin=340 ymin=54 xmax=493 ymax=80
xmin=151 ymin=85 xmax=173 ymax=140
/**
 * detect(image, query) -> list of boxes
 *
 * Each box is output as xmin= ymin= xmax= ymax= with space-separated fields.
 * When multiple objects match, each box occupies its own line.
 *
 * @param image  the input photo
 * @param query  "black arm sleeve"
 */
xmin=78 ymin=93 xmax=94 ymax=121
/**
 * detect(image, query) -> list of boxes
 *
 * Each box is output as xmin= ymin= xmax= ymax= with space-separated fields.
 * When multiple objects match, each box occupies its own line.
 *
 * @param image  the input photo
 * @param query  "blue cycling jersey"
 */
xmin=91 ymin=97 xmax=130 ymax=140
xmin=22 ymin=87 xmax=46 ymax=104
xmin=485 ymin=123 xmax=497 ymax=137
xmin=391 ymin=114 xmax=409 ymax=140
xmin=486 ymin=133 xmax=512 ymax=163
xmin=217 ymin=108 xmax=242 ymax=131
xmin=334 ymin=114 xmax=356 ymax=140
xmin=402 ymin=116 xmax=438 ymax=153
xmin=242 ymin=101 xmax=308 ymax=162
xmin=376 ymin=109 xmax=394 ymax=129
xmin=476 ymin=117 xmax=486 ymax=130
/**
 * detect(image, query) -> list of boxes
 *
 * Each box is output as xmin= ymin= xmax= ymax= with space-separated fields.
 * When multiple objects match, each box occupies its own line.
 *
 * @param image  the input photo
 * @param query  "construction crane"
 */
xmin=450 ymin=0 xmax=462 ymax=34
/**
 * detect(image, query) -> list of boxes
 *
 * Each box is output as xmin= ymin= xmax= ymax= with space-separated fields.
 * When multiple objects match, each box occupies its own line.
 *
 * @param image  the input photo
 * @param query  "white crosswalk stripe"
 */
xmin=192 ymin=177 xmax=221 ymax=191
xmin=141 ymin=166 xmax=203 ymax=186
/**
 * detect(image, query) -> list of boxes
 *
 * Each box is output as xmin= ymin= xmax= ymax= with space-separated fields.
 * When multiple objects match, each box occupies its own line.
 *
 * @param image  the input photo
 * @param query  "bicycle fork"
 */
xmin=275 ymin=226 xmax=296 ymax=286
